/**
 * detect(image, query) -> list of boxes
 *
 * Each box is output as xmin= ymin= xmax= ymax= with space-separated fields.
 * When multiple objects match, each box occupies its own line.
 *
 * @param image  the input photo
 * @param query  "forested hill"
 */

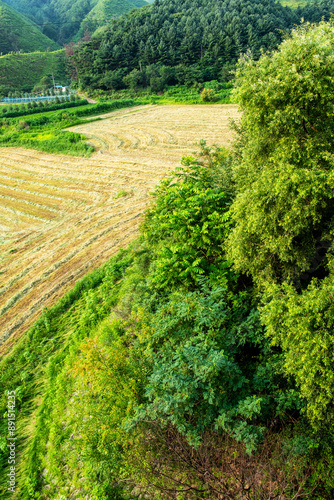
xmin=0 ymin=0 xmax=59 ymax=54
xmin=2 ymin=0 xmax=147 ymax=44
xmin=77 ymin=0 xmax=148 ymax=39
xmin=70 ymin=0 xmax=334 ymax=91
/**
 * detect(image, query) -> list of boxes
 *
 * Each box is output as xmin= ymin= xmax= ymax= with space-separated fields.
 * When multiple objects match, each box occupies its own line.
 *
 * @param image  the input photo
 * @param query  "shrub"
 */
xmin=17 ymin=120 xmax=29 ymax=130
xmin=200 ymin=88 xmax=218 ymax=102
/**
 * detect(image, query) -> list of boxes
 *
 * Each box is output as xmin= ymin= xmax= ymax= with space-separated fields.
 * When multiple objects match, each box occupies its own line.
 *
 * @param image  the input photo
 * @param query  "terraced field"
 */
xmin=0 ymin=104 xmax=239 ymax=354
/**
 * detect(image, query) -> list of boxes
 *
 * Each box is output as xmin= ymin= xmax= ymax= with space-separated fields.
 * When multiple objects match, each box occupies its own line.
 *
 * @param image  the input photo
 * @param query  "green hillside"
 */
xmin=0 ymin=49 xmax=67 ymax=94
xmin=0 ymin=0 xmax=54 ymax=24
xmin=2 ymin=16 xmax=334 ymax=500
xmin=3 ymin=0 xmax=148 ymax=44
xmin=281 ymin=0 xmax=310 ymax=6
xmin=52 ymin=0 xmax=147 ymax=43
xmin=0 ymin=0 xmax=59 ymax=54
xmin=77 ymin=0 xmax=147 ymax=38
xmin=70 ymin=0 xmax=334 ymax=92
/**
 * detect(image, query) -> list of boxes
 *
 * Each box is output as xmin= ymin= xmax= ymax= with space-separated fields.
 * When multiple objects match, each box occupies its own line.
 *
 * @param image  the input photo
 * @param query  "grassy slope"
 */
xmin=0 ymin=101 xmax=143 ymax=498
xmin=0 ymin=50 xmax=66 ymax=92
xmin=77 ymin=0 xmax=148 ymax=39
xmin=281 ymin=0 xmax=308 ymax=6
xmin=87 ymin=0 xmax=147 ymax=19
xmin=0 ymin=245 xmax=136 ymax=499
xmin=0 ymin=0 xmax=59 ymax=54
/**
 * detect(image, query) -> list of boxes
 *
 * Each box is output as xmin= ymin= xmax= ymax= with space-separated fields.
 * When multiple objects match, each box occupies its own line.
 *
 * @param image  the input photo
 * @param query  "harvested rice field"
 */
xmin=0 ymin=103 xmax=239 ymax=354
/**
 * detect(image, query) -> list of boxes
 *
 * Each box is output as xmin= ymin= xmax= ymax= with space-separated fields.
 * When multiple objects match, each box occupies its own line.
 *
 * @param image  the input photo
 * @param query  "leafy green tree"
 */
xmin=122 ymin=68 xmax=143 ymax=90
xmin=229 ymin=21 xmax=334 ymax=285
xmin=229 ymin=20 xmax=334 ymax=433
xmin=32 ymin=75 xmax=53 ymax=94
xmin=129 ymin=153 xmax=301 ymax=454
xmin=130 ymin=283 xmax=294 ymax=454
xmin=101 ymin=69 xmax=127 ymax=90
xmin=144 ymin=150 xmax=234 ymax=289
xmin=261 ymin=267 xmax=334 ymax=426
xmin=0 ymin=85 xmax=10 ymax=98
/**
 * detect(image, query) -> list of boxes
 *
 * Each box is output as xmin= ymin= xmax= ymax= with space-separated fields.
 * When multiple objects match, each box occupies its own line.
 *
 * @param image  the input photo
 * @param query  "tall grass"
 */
xmin=0 ymin=246 xmax=135 ymax=499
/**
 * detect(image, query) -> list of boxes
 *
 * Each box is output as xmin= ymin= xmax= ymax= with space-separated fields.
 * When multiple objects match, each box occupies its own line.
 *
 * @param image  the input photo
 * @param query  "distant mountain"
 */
xmin=48 ymin=0 xmax=147 ymax=43
xmin=77 ymin=0 xmax=147 ymax=39
xmin=0 ymin=1 xmax=58 ymax=42
xmin=2 ymin=0 xmax=148 ymax=44
xmin=0 ymin=0 xmax=59 ymax=54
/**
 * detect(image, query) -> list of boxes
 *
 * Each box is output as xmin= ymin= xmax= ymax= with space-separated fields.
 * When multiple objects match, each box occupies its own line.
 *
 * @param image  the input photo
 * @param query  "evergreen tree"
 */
xmin=69 ymin=0 xmax=334 ymax=90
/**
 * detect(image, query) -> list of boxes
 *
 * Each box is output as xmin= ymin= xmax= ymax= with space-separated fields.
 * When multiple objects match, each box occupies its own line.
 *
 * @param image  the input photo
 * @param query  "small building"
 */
xmin=53 ymin=85 xmax=67 ymax=93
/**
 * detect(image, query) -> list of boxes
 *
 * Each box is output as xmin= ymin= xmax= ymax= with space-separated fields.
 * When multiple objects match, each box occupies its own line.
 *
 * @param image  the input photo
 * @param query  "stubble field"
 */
xmin=0 ymin=104 xmax=239 ymax=354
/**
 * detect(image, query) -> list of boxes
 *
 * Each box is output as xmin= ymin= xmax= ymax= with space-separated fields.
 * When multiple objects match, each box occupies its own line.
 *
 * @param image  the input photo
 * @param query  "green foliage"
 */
xmin=229 ymin=21 xmax=334 ymax=285
xmin=227 ymin=19 xmax=334 ymax=472
xmin=1 ymin=0 xmax=146 ymax=45
xmin=0 ymin=50 xmax=67 ymax=94
xmin=127 ymin=83 xmax=231 ymax=104
xmin=39 ymin=315 xmax=148 ymax=499
xmin=144 ymin=151 xmax=233 ymax=289
xmin=0 ymin=246 xmax=136 ymax=499
xmin=0 ymin=98 xmax=141 ymax=155
xmin=70 ymin=0 xmax=334 ymax=92
xmin=4 ymin=17 xmax=334 ymax=491
xmin=200 ymin=87 xmax=218 ymax=102
xmin=0 ymin=121 xmax=94 ymax=156
xmin=114 ymin=189 xmax=128 ymax=199
xmin=73 ymin=98 xmax=139 ymax=117
xmin=130 ymin=283 xmax=285 ymax=454
xmin=77 ymin=0 xmax=147 ymax=39
xmin=0 ymin=99 xmax=86 ymax=119
xmin=32 ymin=74 xmax=53 ymax=93
xmin=120 ymin=153 xmax=301 ymax=457
xmin=261 ymin=267 xmax=334 ymax=427
xmin=0 ymin=139 xmax=325 ymax=497
xmin=0 ymin=0 xmax=59 ymax=54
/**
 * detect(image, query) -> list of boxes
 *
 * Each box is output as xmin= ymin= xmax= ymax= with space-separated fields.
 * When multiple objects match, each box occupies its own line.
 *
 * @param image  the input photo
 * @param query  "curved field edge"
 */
xmin=0 ymin=242 xmax=138 ymax=499
xmin=0 ymin=103 xmax=239 ymax=354
xmin=0 ymin=99 xmax=144 ymax=157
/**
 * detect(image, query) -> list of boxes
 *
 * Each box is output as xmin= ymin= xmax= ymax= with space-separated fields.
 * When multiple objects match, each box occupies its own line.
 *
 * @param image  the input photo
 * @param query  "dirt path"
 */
xmin=78 ymin=93 xmax=97 ymax=103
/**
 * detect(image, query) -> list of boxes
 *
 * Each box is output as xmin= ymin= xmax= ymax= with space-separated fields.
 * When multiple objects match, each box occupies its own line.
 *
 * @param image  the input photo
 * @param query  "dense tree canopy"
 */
xmin=70 ymin=0 xmax=334 ymax=91
xmin=229 ymin=20 xmax=334 ymax=434
xmin=229 ymin=20 xmax=334 ymax=285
